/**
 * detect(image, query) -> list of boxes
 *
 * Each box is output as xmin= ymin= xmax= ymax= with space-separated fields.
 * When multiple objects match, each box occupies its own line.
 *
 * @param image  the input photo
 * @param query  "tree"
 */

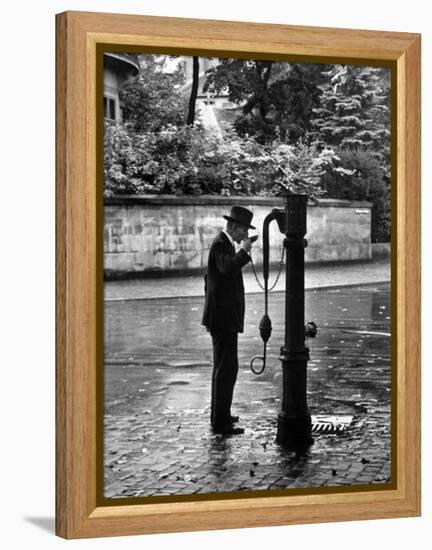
xmin=311 ymin=65 xmax=391 ymax=172
xmin=204 ymin=59 xmax=326 ymax=144
xmin=187 ymin=56 xmax=200 ymax=125
xmin=267 ymin=139 xmax=340 ymax=196
xmin=311 ymin=64 xmax=391 ymax=241
xmin=119 ymin=54 xmax=188 ymax=133
xmin=320 ymin=149 xmax=390 ymax=242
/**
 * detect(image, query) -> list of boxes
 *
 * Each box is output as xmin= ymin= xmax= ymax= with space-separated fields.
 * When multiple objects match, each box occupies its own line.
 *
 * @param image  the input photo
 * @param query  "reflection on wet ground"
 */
xmin=104 ymin=283 xmax=391 ymax=497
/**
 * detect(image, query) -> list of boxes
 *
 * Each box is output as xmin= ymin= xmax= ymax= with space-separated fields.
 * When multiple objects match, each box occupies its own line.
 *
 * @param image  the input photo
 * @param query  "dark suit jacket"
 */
xmin=202 ymin=232 xmax=251 ymax=334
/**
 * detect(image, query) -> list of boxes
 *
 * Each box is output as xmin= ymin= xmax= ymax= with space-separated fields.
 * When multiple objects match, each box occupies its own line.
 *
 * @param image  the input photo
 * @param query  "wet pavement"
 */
xmin=104 ymin=282 xmax=392 ymax=499
xmin=104 ymin=259 xmax=390 ymax=301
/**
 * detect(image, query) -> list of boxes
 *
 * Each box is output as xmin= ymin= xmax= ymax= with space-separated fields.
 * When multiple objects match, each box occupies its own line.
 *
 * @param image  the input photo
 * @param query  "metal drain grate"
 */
xmin=311 ymin=415 xmax=353 ymax=434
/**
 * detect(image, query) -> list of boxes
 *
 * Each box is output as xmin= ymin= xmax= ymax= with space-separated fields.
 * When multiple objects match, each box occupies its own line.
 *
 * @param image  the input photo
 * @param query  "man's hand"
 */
xmin=241 ymin=238 xmax=252 ymax=254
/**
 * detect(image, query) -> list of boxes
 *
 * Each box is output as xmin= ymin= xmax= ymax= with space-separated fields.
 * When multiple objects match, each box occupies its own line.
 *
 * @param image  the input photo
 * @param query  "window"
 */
xmin=104 ymin=96 xmax=116 ymax=121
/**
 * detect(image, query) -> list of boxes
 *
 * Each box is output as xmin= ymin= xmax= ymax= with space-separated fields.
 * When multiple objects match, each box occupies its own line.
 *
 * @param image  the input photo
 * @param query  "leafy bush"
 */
xmin=119 ymin=55 xmax=188 ymax=134
xmin=321 ymin=149 xmax=390 ymax=242
xmin=104 ymin=122 xmax=335 ymax=199
xmin=104 ymin=122 xmax=207 ymax=196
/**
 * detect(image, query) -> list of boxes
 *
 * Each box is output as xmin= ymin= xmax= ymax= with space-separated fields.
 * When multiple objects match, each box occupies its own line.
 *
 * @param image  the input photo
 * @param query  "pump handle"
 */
xmin=250 ymin=353 xmax=266 ymax=375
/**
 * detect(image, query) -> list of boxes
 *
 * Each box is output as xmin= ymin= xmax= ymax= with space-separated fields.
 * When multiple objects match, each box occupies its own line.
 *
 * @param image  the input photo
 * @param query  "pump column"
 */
xmin=276 ymin=194 xmax=313 ymax=448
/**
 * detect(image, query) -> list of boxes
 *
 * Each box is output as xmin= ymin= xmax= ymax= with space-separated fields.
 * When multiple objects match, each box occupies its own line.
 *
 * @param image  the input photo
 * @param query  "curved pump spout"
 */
xmin=250 ymin=209 xmax=284 ymax=375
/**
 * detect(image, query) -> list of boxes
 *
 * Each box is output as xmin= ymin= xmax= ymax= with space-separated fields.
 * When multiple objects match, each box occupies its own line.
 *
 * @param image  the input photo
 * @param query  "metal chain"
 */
xmin=250 ymin=246 xmax=285 ymax=292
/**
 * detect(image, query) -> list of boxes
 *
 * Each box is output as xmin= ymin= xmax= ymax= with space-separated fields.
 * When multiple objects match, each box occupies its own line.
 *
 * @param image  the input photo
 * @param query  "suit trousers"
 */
xmin=210 ymin=332 xmax=239 ymax=428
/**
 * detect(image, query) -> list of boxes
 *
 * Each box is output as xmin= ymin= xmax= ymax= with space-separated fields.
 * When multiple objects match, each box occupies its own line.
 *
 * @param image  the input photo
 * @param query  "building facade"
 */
xmin=103 ymin=53 xmax=139 ymax=122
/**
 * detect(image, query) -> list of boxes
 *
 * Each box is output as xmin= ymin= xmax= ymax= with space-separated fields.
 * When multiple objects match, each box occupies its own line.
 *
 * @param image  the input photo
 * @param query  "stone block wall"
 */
xmin=104 ymin=196 xmax=372 ymax=278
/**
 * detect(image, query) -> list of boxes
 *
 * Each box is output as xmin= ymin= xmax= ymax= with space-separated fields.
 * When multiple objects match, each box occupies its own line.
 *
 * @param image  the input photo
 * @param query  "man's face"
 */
xmin=232 ymin=223 xmax=248 ymax=244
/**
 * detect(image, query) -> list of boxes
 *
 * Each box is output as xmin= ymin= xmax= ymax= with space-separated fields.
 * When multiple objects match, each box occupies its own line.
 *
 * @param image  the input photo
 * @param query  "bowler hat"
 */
xmin=223 ymin=206 xmax=255 ymax=229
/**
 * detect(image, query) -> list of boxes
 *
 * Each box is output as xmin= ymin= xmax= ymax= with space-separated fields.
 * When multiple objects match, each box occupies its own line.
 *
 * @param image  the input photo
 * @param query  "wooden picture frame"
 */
xmin=56 ymin=10 xmax=421 ymax=539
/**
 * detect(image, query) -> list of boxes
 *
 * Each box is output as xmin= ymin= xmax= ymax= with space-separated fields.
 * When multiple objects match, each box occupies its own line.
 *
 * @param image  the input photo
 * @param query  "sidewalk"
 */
xmin=104 ymin=259 xmax=390 ymax=301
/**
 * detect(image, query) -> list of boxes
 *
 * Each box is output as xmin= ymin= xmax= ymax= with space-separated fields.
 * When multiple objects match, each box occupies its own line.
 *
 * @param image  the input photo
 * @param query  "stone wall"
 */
xmin=104 ymin=196 xmax=372 ymax=278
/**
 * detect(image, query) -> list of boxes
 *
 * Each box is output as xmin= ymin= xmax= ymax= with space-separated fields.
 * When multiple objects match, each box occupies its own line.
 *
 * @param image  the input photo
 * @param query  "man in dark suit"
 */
xmin=202 ymin=206 xmax=255 ymax=435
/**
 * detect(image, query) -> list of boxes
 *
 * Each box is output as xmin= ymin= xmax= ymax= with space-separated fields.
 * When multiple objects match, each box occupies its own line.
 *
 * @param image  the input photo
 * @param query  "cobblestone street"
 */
xmin=104 ymin=279 xmax=392 ymax=499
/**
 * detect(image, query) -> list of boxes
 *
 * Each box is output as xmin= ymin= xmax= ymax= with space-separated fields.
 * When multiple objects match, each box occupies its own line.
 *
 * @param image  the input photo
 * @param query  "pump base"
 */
xmin=276 ymin=412 xmax=314 ymax=450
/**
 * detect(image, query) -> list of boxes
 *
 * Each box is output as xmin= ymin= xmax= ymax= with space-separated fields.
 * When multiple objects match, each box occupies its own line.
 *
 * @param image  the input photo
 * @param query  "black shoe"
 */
xmin=230 ymin=415 xmax=239 ymax=423
xmin=213 ymin=423 xmax=244 ymax=436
